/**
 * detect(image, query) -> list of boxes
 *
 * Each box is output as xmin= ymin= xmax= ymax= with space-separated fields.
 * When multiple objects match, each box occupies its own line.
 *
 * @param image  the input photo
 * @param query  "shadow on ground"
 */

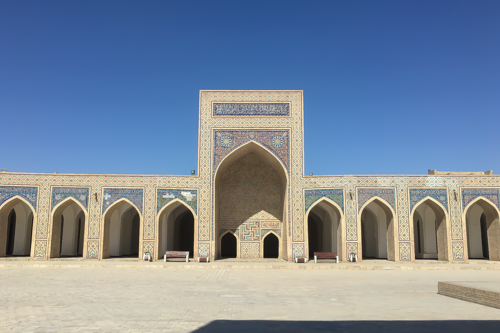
xmin=192 ymin=320 xmax=500 ymax=332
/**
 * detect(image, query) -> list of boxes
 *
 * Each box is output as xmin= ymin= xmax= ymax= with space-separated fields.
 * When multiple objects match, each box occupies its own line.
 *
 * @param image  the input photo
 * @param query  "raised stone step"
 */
xmin=438 ymin=282 xmax=500 ymax=309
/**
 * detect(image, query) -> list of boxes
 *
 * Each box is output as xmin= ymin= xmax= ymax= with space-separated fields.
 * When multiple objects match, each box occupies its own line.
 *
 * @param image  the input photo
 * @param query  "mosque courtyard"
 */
xmin=1 ymin=262 xmax=499 ymax=332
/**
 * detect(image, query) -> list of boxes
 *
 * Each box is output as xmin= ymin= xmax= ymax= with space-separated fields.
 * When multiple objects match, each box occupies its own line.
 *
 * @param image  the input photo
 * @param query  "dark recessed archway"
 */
xmin=220 ymin=233 xmax=237 ymax=258
xmin=263 ymin=233 xmax=279 ymax=258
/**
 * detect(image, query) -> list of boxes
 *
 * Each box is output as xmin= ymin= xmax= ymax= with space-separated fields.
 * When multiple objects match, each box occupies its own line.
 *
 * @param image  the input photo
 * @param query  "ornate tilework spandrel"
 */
xmin=409 ymin=188 xmax=448 ymax=212
xmin=51 ymin=187 xmax=89 ymax=211
xmin=102 ymin=188 xmax=143 ymax=213
xmin=462 ymin=188 xmax=500 ymax=210
xmin=305 ymin=189 xmax=344 ymax=213
xmin=357 ymin=188 xmax=396 ymax=211
xmin=0 ymin=186 xmax=38 ymax=210
xmin=157 ymin=189 xmax=197 ymax=214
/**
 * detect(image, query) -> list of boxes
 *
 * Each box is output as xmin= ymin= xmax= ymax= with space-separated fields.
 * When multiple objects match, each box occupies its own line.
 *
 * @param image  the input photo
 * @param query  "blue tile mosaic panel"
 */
xmin=304 ymin=189 xmax=344 ymax=213
xmin=213 ymin=130 xmax=289 ymax=173
xmin=409 ymin=188 xmax=448 ymax=212
xmin=213 ymin=103 xmax=290 ymax=117
xmin=0 ymin=186 xmax=38 ymax=210
xmin=357 ymin=188 xmax=396 ymax=211
xmin=462 ymin=188 xmax=500 ymax=210
xmin=51 ymin=187 xmax=89 ymax=211
xmin=157 ymin=189 xmax=197 ymax=214
xmin=102 ymin=188 xmax=143 ymax=214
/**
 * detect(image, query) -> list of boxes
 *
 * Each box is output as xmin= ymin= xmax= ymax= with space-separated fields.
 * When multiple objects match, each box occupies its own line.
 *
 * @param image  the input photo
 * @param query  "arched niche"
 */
xmin=411 ymin=197 xmax=450 ymax=261
xmin=464 ymin=197 xmax=500 ymax=261
xmin=101 ymin=199 xmax=141 ymax=259
xmin=49 ymin=197 xmax=87 ymax=258
xmin=262 ymin=231 xmax=280 ymax=258
xmin=359 ymin=197 xmax=397 ymax=261
xmin=219 ymin=231 xmax=238 ymax=258
xmin=305 ymin=198 xmax=344 ymax=261
xmin=214 ymin=141 xmax=288 ymax=260
xmin=157 ymin=199 xmax=196 ymax=260
xmin=0 ymin=196 xmax=35 ymax=258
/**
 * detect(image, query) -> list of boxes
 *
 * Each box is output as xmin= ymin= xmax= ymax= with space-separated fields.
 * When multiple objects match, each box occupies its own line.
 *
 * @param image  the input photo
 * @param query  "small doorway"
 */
xmin=263 ymin=233 xmax=279 ymax=258
xmin=220 ymin=233 xmax=237 ymax=258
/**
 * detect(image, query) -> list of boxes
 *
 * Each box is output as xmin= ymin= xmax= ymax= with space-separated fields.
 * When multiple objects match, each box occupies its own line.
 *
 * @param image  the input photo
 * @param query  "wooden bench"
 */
xmin=314 ymin=252 xmax=338 ymax=264
xmin=164 ymin=251 xmax=189 ymax=263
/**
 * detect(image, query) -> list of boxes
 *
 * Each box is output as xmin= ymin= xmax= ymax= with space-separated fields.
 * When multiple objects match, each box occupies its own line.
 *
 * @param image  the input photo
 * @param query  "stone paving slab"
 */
xmin=1 ymin=265 xmax=500 ymax=332
xmin=1 ymin=259 xmax=500 ymax=270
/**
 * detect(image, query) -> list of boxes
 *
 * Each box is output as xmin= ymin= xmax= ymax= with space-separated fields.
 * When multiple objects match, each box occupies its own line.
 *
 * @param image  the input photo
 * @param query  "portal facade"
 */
xmin=1 ymin=90 xmax=499 ymax=262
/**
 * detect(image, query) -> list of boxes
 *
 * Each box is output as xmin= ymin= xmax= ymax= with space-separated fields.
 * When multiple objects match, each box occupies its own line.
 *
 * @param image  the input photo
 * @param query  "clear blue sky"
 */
xmin=1 ymin=1 xmax=499 ymax=176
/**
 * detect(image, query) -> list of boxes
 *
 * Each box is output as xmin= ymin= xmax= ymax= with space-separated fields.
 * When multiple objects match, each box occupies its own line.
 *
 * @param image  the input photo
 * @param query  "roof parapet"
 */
xmin=428 ymin=169 xmax=493 ymax=176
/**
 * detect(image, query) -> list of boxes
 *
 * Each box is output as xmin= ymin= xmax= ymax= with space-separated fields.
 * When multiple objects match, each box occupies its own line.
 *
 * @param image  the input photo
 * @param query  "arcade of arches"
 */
xmin=1 ymin=91 xmax=500 ymax=263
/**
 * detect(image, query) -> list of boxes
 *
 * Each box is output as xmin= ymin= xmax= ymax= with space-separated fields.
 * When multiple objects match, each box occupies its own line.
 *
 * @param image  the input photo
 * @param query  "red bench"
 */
xmin=314 ymin=252 xmax=338 ymax=263
xmin=164 ymin=251 xmax=189 ymax=263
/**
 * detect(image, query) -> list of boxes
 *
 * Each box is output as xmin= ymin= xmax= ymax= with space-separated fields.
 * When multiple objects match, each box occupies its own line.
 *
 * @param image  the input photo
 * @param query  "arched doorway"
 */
xmin=157 ymin=201 xmax=195 ymax=260
xmin=0 ymin=197 xmax=34 ymax=257
xmin=50 ymin=198 xmax=87 ymax=258
xmin=464 ymin=198 xmax=500 ymax=261
xmin=102 ymin=200 xmax=141 ymax=259
xmin=359 ymin=198 xmax=396 ymax=260
xmin=214 ymin=141 xmax=288 ymax=260
xmin=412 ymin=198 xmax=449 ymax=261
xmin=307 ymin=199 xmax=343 ymax=261
xmin=220 ymin=232 xmax=237 ymax=258
xmin=263 ymin=233 xmax=279 ymax=258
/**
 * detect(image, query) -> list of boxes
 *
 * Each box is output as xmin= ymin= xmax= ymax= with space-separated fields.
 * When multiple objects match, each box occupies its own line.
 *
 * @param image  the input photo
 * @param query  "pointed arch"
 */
xmin=305 ymin=197 xmax=345 ymax=261
xmin=0 ymin=195 xmax=37 ymax=214
xmin=463 ymin=196 xmax=500 ymax=261
xmin=158 ymin=198 xmax=197 ymax=220
xmin=410 ymin=196 xmax=450 ymax=261
xmin=100 ymin=197 xmax=142 ymax=260
xmin=0 ymin=195 xmax=36 ymax=258
xmin=261 ymin=230 xmax=281 ymax=258
xmin=49 ymin=197 xmax=88 ymax=259
xmin=156 ymin=198 xmax=197 ymax=260
xmin=103 ymin=197 xmax=142 ymax=219
xmin=219 ymin=230 xmax=238 ymax=258
xmin=358 ymin=196 xmax=398 ymax=261
xmin=214 ymin=140 xmax=289 ymax=260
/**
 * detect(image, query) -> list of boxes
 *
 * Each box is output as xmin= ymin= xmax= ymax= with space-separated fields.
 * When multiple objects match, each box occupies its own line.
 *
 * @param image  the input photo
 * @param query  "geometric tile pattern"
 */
xmin=292 ymin=243 xmax=305 ymax=259
xmin=409 ymin=188 xmax=448 ymax=213
xmin=462 ymin=188 xmax=500 ymax=210
xmin=357 ymin=188 xmax=396 ymax=211
xmin=102 ymin=188 xmax=144 ymax=214
xmin=240 ymin=242 xmax=260 ymax=258
xmin=198 ymin=243 xmax=210 ymax=258
xmin=399 ymin=242 xmax=411 ymax=261
xmin=51 ymin=187 xmax=89 ymax=211
xmin=0 ymin=186 xmax=38 ymax=210
xmin=240 ymin=221 xmax=260 ymax=241
xmin=157 ymin=189 xmax=197 ymax=214
xmin=304 ymin=189 xmax=344 ymax=213
xmin=452 ymin=241 xmax=465 ymax=261
xmin=213 ymin=103 xmax=290 ymax=117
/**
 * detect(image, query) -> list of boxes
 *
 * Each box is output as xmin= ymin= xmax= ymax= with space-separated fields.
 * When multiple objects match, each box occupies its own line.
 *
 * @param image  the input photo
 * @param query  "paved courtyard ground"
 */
xmin=1 ymin=263 xmax=500 ymax=332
